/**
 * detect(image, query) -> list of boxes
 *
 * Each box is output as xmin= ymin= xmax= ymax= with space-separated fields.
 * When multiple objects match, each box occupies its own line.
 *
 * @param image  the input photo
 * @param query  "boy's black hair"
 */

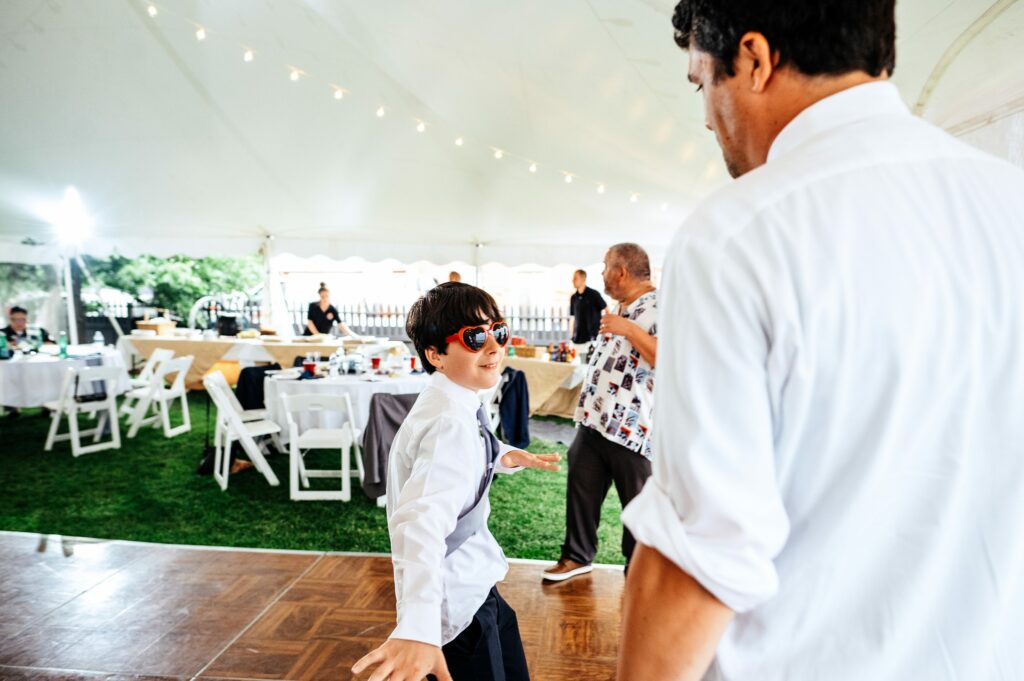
xmin=9 ymin=306 xmax=27 ymax=316
xmin=406 ymin=282 xmax=502 ymax=374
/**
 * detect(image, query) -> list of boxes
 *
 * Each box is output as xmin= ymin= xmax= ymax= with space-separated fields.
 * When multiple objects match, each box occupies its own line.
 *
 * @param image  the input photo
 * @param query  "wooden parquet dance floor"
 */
xmin=0 ymin=532 xmax=623 ymax=680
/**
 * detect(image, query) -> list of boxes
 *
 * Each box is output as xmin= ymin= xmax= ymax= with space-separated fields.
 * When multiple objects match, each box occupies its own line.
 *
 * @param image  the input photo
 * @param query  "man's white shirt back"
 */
xmin=386 ymin=372 xmax=518 ymax=647
xmin=622 ymin=82 xmax=1024 ymax=680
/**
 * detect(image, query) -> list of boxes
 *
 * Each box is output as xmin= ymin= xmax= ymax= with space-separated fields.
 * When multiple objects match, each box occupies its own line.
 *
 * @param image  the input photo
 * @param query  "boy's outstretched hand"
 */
xmin=501 ymin=450 xmax=561 ymax=471
xmin=352 ymin=638 xmax=452 ymax=681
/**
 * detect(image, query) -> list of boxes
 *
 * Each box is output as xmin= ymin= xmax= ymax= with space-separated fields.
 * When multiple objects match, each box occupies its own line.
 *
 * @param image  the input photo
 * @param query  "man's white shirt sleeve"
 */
xmin=621 ymin=229 xmax=790 ymax=613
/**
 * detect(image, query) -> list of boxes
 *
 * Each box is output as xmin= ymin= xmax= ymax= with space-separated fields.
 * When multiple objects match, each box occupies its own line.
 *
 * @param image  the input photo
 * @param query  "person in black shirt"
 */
xmin=2 ymin=305 xmax=52 ymax=347
xmin=569 ymin=270 xmax=607 ymax=344
xmin=305 ymin=283 xmax=356 ymax=336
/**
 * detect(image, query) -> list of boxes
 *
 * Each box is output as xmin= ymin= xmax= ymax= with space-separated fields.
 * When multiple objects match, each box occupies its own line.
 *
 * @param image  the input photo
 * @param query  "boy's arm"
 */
xmin=355 ymin=416 xmax=486 ymax=679
xmin=386 ymin=416 xmax=475 ymax=645
xmin=496 ymin=441 xmax=561 ymax=473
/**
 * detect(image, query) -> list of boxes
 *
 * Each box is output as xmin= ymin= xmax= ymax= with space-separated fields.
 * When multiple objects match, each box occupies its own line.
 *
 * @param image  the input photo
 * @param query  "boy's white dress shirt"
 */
xmin=622 ymin=82 xmax=1024 ymax=680
xmin=387 ymin=371 xmax=521 ymax=647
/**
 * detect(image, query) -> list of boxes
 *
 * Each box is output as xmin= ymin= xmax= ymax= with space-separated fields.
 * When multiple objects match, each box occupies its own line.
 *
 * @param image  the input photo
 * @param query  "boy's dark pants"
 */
xmin=431 ymin=586 xmax=529 ymax=681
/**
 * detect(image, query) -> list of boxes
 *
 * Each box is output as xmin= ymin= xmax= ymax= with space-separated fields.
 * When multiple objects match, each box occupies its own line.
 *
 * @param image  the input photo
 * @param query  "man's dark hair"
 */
xmin=406 ymin=282 xmax=503 ymax=374
xmin=609 ymin=243 xmax=652 ymax=281
xmin=574 ymin=269 xmax=587 ymax=279
xmin=672 ymin=0 xmax=895 ymax=81
xmin=9 ymin=306 xmax=27 ymax=316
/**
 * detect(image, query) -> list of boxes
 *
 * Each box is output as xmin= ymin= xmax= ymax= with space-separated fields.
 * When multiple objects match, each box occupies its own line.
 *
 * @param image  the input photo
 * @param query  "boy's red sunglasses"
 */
xmin=445 ymin=321 xmax=511 ymax=352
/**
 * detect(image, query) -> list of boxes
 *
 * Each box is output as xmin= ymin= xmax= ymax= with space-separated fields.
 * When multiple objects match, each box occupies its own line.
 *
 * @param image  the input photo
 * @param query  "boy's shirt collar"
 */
xmin=429 ymin=371 xmax=485 ymax=413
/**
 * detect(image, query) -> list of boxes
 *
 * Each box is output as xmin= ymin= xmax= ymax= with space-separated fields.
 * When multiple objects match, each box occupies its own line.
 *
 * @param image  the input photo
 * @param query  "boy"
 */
xmin=353 ymin=282 xmax=560 ymax=681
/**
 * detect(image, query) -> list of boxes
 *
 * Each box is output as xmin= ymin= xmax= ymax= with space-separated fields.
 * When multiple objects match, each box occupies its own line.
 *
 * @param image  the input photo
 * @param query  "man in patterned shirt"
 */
xmin=543 ymin=243 xmax=658 ymax=582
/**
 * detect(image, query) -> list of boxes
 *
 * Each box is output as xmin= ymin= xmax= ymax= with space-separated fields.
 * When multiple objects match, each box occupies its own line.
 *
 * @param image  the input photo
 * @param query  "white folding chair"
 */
xmin=280 ymin=392 xmax=362 ymax=501
xmin=125 ymin=355 xmax=194 ymax=438
xmin=203 ymin=371 xmax=268 ymax=451
xmin=120 ymin=348 xmax=174 ymax=417
xmin=479 ymin=374 xmax=505 ymax=433
xmin=44 ymin=366 xmax=122 ymax=457
xmin=204 ymin=372 xmax=282 ymax=490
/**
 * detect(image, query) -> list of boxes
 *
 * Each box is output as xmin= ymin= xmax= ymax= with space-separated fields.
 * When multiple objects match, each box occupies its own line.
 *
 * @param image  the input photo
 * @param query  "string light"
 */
xmin=136 ymin=6 xmax=676 ymax=210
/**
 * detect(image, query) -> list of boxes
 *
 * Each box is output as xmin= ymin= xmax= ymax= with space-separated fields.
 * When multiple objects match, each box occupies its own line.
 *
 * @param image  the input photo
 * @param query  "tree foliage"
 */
xmin=83 ymin=254 xmax=263 ymax=320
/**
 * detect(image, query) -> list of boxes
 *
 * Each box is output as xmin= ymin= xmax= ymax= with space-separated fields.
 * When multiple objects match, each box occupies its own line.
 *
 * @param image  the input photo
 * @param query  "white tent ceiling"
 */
xmin=1 ymin=0 xmax=1022 ymax=266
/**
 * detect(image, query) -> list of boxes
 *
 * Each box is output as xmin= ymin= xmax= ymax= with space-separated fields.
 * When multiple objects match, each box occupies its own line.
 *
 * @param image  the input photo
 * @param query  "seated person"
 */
xmin=305 ymin=283 xmax=358 ymax=337
xmin=2 ymin=306 xmax=52 ymax=347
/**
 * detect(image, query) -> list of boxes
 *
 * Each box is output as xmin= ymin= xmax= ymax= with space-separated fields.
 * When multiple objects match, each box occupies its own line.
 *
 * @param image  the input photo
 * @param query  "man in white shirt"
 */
xmin=352 ymin=282 xmax=560 ymax=681
xmin=617 ymin=2 xmax=1024 ymax=680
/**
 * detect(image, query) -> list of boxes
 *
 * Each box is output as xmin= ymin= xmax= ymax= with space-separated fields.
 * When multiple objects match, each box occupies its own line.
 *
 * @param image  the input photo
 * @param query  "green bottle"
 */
xmin=58 ymin=331 xmax=68 ymax=359
xmin=0 ymin=334 xmax=9 ymax=360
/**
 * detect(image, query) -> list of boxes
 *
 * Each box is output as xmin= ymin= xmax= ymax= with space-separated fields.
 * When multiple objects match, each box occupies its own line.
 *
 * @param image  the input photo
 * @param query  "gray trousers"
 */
xmin=561 ymin=425 xmax=652 ymax=566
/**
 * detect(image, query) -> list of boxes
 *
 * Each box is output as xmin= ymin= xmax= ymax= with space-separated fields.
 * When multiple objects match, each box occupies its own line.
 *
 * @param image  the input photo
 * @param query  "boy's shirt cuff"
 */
xmin=495 ymin=441 xmax=524 ymax=474
xmin=389 ymin=601 xmax=443 ymax=647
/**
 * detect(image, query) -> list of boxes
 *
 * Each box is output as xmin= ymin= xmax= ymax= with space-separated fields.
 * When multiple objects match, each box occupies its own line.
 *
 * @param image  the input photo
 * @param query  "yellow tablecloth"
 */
xmin=118 ymin=336 xmax=353 ymax=389
xmin=501 ymin=356 xmax=583 ymax=419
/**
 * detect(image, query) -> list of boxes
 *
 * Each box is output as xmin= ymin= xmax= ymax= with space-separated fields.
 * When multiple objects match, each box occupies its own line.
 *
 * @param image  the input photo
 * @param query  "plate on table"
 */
xmin=130 ymin=329 xmax=157 ymax=337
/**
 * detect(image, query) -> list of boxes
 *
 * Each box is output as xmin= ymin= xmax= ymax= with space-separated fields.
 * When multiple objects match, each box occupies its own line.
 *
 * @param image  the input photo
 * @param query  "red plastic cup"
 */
xmin=371 ymin=357 xmax=382 ymax=371
xmin=410 ymin=357 xmax=416 ymax=370
xmin=302 ymin=361 xmax=316 ymax=374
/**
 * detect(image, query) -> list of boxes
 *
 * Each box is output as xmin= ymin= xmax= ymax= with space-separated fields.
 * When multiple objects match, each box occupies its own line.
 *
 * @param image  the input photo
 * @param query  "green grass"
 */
xmin=0 ymin=401 xmax=626 ymax=564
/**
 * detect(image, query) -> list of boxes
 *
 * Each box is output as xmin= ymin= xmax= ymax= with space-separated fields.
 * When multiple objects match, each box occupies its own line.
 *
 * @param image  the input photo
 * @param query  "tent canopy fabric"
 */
xmin=1 ymin=0 xmax=1022 ymax=266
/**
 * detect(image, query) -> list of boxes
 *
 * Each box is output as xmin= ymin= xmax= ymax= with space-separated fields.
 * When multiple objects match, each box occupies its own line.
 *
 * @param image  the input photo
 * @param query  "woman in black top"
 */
xmin=305 ymin=283 xmax=356 ymax=336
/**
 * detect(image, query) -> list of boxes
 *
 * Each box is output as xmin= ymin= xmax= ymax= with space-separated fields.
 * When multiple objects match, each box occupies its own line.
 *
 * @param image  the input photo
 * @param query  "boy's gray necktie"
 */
xmin=444 ymin=406 xmax=500 ymax=556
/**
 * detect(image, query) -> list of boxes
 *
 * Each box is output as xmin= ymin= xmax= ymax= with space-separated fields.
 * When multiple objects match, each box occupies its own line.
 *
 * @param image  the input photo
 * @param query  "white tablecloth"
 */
xmin=264 ymin=372 xmax=430 ymax=443
xmin=0 ymin=346 xmax=131 ymax=408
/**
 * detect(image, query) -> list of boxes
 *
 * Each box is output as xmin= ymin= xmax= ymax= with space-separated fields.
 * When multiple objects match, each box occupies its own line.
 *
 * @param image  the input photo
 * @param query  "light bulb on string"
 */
xmin=630 ymin=193 xmax=640 ymax=203
xmin=416 ymin=121 xmax=426 ymax=133
xmin=454 ymin=137 xmax=464 ymax=146
xmin=289 ymin=68 xmax=301 ymax=82
xmin=243 ymin=49 xmax=254 ymax=62
xmin=528 ymin=162 xmax=538 ymax=173
xmin=333 ymin=88 xmax=344 ymax=100
xmin=493 ymin=149 xmax=504 ymax=160
xmin=376 ymin=106 xmax=386 ymax=117
xmin=195 ymin=26 xmax=206 ymax=41
xmin=596 ymin=184 xmax=606 ymax=194
xmin=147 ymin=4 xmax=158 ymax=18
xmin=564 ymin=173 xmax=574 ymax=184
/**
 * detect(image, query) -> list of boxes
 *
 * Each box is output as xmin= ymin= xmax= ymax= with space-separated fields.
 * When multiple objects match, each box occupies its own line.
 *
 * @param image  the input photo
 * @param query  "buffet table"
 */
xmin=117 ymin=336 xmax=404 ymax=390
xmin=501 ymin=356 xmax=585 ymax=419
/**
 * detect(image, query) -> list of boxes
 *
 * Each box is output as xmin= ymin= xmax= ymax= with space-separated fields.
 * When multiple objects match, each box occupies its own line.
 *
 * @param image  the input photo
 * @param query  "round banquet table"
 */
xmin=264 ymin=372 xmax=430 ymax=443
xmin=0 ymin=346 xmax=131 ymax=409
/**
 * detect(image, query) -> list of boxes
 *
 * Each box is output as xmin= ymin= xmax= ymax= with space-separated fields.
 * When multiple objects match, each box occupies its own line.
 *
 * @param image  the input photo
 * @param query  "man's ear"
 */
xmin=424 ymin=346 xmax=445 ymax=371
xmin=737 ymin=31 xmax=775 ymax=93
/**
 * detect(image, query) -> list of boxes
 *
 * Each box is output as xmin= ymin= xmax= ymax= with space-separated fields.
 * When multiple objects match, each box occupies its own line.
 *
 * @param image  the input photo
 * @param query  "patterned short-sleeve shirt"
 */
xmin=574 ymin=290 xmax=657 ymax=459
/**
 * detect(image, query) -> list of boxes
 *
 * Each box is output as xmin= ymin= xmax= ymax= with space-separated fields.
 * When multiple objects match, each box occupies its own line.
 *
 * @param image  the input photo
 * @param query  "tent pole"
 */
xmin=63 ymin=255 xmax=79 ymax=344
